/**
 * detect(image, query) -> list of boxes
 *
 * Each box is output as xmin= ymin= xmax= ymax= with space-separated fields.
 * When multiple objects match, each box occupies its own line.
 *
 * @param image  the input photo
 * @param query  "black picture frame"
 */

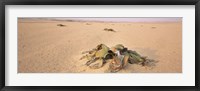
xmin=0 ymin=0 xmax=199 ymax=91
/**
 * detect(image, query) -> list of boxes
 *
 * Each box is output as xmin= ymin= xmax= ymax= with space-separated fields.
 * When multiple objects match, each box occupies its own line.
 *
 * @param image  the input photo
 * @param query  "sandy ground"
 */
xmin=18 ymin=19 xmax=182 ymax=73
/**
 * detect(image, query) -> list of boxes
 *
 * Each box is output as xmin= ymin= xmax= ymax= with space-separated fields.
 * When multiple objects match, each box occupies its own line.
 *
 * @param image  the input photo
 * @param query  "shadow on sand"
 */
xmin=132 ymin=47 xmax=159 ymax=68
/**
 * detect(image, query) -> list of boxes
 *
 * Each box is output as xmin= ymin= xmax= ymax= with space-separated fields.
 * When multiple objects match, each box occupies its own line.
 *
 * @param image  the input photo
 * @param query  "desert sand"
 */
xmin=18 ymin=18 xmax=182 ymax=73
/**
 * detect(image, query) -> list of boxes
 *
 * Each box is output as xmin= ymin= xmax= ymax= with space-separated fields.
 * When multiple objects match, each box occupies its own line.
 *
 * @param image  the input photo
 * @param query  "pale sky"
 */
xmin=20 ymin=17 xmax=182 ymax=22
xmin=52 ymin=17 xmax=182 ymax=22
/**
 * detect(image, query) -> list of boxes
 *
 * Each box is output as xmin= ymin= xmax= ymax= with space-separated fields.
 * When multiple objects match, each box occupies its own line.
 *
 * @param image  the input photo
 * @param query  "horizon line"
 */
xmin=18 ymin=17 xmax=182 ymax=23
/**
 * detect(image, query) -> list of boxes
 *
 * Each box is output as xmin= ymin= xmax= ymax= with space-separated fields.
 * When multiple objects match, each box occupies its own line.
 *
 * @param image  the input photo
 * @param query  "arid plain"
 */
xmin=18 ymin=18 xmax=182 ymax=73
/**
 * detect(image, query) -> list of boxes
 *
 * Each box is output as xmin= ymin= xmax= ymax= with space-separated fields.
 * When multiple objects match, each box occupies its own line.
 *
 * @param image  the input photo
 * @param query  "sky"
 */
xmin=51 ymin=17 xmax=182 ymax=22
xmin=20 ymin=17 xmax=182 ymax=22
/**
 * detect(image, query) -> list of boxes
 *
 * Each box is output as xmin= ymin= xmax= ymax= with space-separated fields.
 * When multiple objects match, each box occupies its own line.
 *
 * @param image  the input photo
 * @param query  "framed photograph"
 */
xmin=0 ymin=0 xmax=199 ymax=91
